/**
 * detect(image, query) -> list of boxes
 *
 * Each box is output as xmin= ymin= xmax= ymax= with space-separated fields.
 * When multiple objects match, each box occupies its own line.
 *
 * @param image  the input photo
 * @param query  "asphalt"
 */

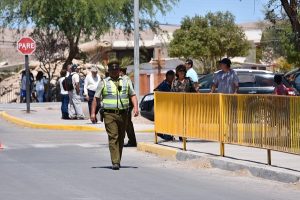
xmin=1 ymin=118 xmax=300 ymax=200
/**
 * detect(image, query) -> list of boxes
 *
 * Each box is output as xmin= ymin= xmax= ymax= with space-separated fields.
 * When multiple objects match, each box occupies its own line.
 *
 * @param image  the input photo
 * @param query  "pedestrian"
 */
xmin=154 ymin=70 xmax=175 ymax=92
xmin=20 ymin=71 xmax=26 ymax=103
xmin=68 ymin=64 xmax=85 ymax=120
xmin=20 ymin=70 xmax=35 ymax=103
xmin=154 ymin=70 xmax=176 ymax=141
xmin=171 ymin=64 xmax=196 ymax=93
xmin=274 ymin=75 xmax=288 ymax=95
xmin=171 ymin=64 xmax=196 ymax=141
xmin=84 ymin=66 xmax=101 ymax=119
xmin=120 ymin=67 xmax=137 ymax=147
xmin=35 ymin=71 xmax=48 ymax=103
xmin=90 ymin=61 xmax=139 ymax=170
xmin=185 ymin=59 xmax=199 ymax=90
xmin=59 ymin=69 xmax=70 ymax=119
xmin=211 ymin=58 xmax=239 ymax=94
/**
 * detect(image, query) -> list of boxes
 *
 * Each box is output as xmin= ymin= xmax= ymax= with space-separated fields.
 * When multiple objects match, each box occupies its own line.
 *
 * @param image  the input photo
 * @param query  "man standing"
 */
xmin=91 ymin=61 xmax=139 ymax=170
xmin=185 ymin=59 xmax=198 ymax=90
xmin=154 ymin=70 xmax=175 ymax=92
xmin=120 ymin=67 xmax=137 ymax=147
xmin=68 ymin=64 xmax=85 ymax=119
xmin=211 ymin=58 xmax=239 ymax=94
xmin=84 ymin=66 xmax=101 ymax=120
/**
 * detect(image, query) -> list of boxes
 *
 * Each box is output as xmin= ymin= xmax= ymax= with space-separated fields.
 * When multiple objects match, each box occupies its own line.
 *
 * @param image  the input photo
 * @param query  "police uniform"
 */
xmin=94 ymin=65 xmax=136 ymax=168
xmin=122 ymin=74 xmax=137 ymax=147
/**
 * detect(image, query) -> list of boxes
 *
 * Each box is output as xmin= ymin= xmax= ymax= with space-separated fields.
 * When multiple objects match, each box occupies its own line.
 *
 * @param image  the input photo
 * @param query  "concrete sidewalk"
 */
xmin=138 ymin=139 xmax=300 ymax=183
xmin=0 ymin=102 xmax=154 ymax=132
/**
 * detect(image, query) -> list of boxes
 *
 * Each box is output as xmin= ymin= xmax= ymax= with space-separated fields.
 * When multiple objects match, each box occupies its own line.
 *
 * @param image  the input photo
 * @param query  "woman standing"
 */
xmin=171 ymin=64 xmax=196 ymax=93
xmin=35 ymin=71 xmax=47 ymax=103
xmin=171 ymin=64 xmax=196 ymax=141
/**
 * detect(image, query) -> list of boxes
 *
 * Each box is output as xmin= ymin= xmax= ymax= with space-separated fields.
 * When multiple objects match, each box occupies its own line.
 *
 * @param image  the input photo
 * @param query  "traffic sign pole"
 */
xmin=25 ymin=55 xmax=30 ymax=113
xmin=17 ymin=37 xmax=36 ymax=113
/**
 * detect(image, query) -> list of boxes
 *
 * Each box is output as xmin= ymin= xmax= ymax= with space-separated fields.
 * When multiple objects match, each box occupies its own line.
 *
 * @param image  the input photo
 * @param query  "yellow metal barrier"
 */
xmin=155 ymin=92 xmax=185 ymax=137
xmin=154 ymin=92 xmax=300 ymax=159
xmin=185 ymin=93 xmax=220 ymax=141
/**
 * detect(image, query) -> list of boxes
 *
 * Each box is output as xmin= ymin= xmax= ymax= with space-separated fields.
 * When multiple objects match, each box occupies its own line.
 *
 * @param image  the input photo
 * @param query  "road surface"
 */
xmin=1 ymin=118 xmax=300 ymax=200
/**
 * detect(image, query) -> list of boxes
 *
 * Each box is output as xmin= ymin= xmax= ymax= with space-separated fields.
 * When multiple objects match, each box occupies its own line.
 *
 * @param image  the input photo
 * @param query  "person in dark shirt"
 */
xmin=154 ymin=70 xmax=175 ymax=92
xmin=154 ymin=70 xmax=175 ymax=141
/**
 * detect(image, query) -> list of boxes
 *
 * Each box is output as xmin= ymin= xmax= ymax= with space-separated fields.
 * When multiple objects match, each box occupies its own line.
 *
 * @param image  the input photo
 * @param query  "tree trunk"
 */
xmin=281 ymin=0 xmax=300 ymax=50
xmin=63 ymin=35 xmax=80 ymax=69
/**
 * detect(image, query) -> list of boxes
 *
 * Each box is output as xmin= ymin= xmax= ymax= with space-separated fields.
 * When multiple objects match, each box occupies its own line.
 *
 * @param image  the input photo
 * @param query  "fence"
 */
xmin=0 ymin=87 xmax=19 ymax=103
xmin=154 ymin=92 xmax=300 ymax=165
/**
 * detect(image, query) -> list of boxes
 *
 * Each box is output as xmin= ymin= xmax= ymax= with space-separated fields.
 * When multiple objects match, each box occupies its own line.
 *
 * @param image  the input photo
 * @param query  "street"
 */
xmin=1 ymin=118 xmax=300 ymax=200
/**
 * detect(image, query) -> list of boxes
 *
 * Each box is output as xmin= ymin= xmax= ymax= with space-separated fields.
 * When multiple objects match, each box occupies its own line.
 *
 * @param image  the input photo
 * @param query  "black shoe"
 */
xmin=124 ymin=143 xmax=137 ymax=147
xmin=112 ymin=164 xmax=120 ymax=170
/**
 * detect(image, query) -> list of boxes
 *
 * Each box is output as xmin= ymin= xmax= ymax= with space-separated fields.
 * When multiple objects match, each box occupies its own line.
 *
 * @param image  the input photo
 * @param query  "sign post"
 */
xmin=17 ymin=37 xmax=36 ymax=113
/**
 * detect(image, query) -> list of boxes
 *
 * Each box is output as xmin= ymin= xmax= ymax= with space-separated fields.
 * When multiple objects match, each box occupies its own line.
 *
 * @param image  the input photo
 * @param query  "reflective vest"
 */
xmin=102 ymin=77 xmax=130 ymax=110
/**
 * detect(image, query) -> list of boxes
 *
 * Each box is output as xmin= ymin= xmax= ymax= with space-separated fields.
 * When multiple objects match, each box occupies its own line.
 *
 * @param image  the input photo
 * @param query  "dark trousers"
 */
xmin=104 ymin=112 xmax=128 ymax=165
xmin=88 ymin=90 xmax=100 ymax=117
xmin=61 ymin=94 xmax=69 ymax=119
xmin=126 ymin=111 xmax=137 ymax=145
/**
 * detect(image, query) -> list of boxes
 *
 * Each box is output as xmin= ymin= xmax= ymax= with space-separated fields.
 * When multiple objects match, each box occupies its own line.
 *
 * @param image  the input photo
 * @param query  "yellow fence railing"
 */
xmin=154 ymin=92 xmax=300 ymax=164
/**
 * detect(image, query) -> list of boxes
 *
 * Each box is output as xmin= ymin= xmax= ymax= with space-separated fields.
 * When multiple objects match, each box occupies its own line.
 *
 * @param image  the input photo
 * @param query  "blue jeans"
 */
xmin=88 ymin=90 xmax=100 ymax=117
xmin=37 ymin=90 xmax=44 ymax=103
xmin=61 ymin=94 xmax=69 ymax=119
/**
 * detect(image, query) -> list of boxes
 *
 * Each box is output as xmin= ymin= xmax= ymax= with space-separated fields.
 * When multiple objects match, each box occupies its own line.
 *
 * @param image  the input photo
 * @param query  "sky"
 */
xmin=157 ymin=0 xmax=269 ymax=25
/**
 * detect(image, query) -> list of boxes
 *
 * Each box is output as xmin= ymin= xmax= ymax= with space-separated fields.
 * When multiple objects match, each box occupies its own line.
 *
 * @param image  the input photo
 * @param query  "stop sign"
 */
xmin=17 ymin=37 xmax=36 ymax=55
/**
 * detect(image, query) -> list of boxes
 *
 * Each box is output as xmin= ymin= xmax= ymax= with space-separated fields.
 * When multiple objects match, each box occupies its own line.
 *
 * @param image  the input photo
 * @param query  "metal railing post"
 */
xmin=155 ymin=132 xmax=158 ymax=144
xmin=183 ymin=137 xmax=187 ymax=151
xmin=267 ymin=149 xmax=271 ymax=165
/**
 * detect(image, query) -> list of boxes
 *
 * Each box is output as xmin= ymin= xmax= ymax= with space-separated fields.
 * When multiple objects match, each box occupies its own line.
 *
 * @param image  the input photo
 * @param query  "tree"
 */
xmin=266 ymin=0 xmax=300 ymax=50
xmin=169 ymin=12 xmax=250 ymax=73
xmin=30 ymin=28 xmax=68 ymax=101
xmin=0 ymin=0 xmax=178 ymax=68
xmin=261 ymin=21 xmax=300 ymax=66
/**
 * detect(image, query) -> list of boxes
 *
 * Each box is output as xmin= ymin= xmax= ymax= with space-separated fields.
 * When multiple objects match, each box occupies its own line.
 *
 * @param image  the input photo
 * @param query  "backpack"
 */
xmin=62 ymin=74 xmax=74 ymax=91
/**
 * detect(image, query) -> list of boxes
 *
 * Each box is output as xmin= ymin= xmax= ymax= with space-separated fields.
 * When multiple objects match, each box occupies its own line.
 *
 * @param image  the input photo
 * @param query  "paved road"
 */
xmin=1 ymin=119 xmax=300 ymax=200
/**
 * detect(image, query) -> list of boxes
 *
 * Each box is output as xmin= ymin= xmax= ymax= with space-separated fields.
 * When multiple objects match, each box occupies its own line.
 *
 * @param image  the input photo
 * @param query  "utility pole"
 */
xmin=134 ymin=0 xmax=140 ymax=100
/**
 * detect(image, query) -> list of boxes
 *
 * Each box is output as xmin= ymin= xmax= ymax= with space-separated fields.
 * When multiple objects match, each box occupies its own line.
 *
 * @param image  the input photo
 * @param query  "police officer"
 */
xmin=120 ymin=67 xmax=137 ymax=147
xmin=90 ymin=61 xmax=139 ymax=170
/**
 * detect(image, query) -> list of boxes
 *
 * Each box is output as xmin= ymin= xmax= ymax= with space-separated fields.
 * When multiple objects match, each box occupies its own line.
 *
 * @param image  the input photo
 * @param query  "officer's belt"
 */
xmin=104 ymin=109 xmax=127 ymax=114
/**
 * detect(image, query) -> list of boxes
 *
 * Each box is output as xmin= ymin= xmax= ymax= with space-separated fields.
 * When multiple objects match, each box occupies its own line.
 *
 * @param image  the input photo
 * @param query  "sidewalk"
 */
xmin=0 ymin=102 xmax=154 ymax=132
xmin=138 ymin=139 xmax=300 ymax=183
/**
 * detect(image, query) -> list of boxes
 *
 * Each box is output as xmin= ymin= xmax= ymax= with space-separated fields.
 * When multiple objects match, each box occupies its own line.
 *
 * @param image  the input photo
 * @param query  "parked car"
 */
xmin=140 ymin=69 xmax=298 ymax=121
xmin=199 ymin=69 xmax=298 ymax=95
xmin=284 ymin=68 xmax=300 ymax=92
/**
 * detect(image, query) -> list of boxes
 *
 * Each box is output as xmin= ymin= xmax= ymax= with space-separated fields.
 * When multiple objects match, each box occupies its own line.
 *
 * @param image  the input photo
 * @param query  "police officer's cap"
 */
xmin=108 ymin=61 xmax=120 ymax=71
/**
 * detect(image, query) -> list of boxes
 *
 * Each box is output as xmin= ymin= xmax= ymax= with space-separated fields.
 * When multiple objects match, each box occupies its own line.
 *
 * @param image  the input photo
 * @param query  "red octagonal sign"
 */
xmin=17 ymin=37 xmax=36 ymax=55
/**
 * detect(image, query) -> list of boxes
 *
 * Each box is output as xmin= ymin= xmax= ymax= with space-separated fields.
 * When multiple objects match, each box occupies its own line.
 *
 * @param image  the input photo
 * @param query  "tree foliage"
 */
xmin=265 ymin=0 xmax=300 ymax=50
xmin=168 ymin=12 xmax=250 ymax=72
xmin=262 ymin=0 xmax=300 ymax=65
xmin=0 ymin=0 xmax=178 ymax=68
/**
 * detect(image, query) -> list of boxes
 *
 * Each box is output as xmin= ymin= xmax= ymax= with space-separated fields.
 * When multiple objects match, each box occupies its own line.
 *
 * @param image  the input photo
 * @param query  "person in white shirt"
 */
xmin=84 ymin=66 xmax=101 ymax=118
xmin=68 ymin=64 xmax=85 ymax=119
xmin=35 ymin=71 xmax=48 ymax=103
xmin=185 ymin=59 xmax=199 ymax=91
xmin=59 ymin=69 xmax=70 ymax=119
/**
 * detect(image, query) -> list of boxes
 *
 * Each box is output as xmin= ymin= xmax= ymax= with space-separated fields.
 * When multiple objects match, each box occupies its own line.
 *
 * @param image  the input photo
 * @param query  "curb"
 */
xmin=0 ymin=111 xmax=155 ymax=133
xmin=0 ymin=111 xmax=103 ymax=131
xmin=137 ymin=142 xmax=300 ymax=183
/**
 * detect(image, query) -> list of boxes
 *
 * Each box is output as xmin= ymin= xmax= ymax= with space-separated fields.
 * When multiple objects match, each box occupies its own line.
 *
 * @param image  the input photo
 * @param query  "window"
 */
xmin=238 ymin=74 xmax=255 ymax=87
xmin=255 ymin=74 xmax=274 ymax=87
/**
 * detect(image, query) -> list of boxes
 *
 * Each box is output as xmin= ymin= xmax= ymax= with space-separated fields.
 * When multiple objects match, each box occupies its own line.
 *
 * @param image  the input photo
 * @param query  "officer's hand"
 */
xmin=133 ymin=107 xmax=139 ymax=117
xmin=90 ymin=114 xmax=96 ymax=123
xmin=85 ymin=96 xmax=89 ymax=101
